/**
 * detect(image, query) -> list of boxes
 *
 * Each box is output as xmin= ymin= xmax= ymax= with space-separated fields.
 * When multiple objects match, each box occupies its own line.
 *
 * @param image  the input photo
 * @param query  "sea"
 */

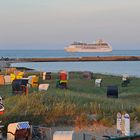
xmin=0 ymin=50 xmax=140 ymax=77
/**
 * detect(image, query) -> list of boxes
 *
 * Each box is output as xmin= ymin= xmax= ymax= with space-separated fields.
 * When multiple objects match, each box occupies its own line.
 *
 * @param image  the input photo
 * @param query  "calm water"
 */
xmin=1 ymin=50 xmax=139 ymax=77
xmin=11 ymin=61 xmax=140 ymax=77
xmin=0 ymin=50 xmax=140 ymax=58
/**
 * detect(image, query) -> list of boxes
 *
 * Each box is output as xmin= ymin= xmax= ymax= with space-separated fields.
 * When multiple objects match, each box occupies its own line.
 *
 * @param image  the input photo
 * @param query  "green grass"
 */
xmin=0 ymin=72 xmax=140 ymax=129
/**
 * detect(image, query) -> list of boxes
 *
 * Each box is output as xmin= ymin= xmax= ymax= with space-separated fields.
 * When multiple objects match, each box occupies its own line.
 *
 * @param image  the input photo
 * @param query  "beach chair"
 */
xmin=107 ymin=86 xmax=118 ymax=98
xmin=4 ymin=75 xmax=11 ymax=85
xmin=43 ymin=72 xmax=51 ymax=80
xmin=56 ymin=80 xmax=68 ymax=89
xmin=0 ymin=75 xmax=5 ymax=85
xmin=95 ymin=78 xmax=102 ymax=87
xmin=56 ymin=70 xmax=68 ymax=89
xmin=39 ymin=84 xmax=49 ymax=92
xmin=28 ymin=75 xmax=39 ymax=88
xmin=121 ymin=74 xmax=130 ymax=87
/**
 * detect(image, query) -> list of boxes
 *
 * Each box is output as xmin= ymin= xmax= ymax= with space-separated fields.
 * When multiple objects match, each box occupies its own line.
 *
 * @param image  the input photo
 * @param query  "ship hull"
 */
xmin=65 ymin=48 xmax=112 ymax=52
xmin=64 ymin=46 xmax=112 ymax=52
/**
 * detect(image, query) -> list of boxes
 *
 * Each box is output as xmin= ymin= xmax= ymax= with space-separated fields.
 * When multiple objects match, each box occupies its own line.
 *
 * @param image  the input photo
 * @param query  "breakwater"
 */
xmin=15 ymin=56 xmax=140 ymax=62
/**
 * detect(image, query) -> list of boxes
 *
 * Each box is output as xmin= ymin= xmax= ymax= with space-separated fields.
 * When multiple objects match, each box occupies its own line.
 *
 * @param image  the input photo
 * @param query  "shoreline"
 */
xmin=1 ymin=56 xmax=140 ymax=63
xmin=15 ymin=56 xmax=140 ymax=62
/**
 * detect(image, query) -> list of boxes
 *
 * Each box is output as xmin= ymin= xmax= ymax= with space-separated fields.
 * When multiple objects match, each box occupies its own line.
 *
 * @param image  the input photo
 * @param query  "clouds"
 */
xmin=0 ymin=0 xmax=140 ymax=49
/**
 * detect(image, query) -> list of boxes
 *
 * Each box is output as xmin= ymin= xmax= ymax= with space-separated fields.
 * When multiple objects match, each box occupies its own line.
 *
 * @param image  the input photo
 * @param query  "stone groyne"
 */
xmin=15 ymin=56 xmax=140 ymax=62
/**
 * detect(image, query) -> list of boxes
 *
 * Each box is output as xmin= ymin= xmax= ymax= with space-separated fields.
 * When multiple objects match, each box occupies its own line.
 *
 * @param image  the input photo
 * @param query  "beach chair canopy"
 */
xmin=43 ymin=72 xmax=46 ymax=80
xmin=107 ymin=86 xmax=118 ymax=98
xmin=0 ymin=96 xmax=4 ymax=114
xmin=10 ymin=73 xmax=16 ymax=82
xmin=0 ymin=75 xmax=5 ymax=85
xmin=95 ymin=79 xmax=102 ymax=87
xmin=0 ymin=103 xmax=4 ymax=114
xmin=53 ymin=131 xmax=75 ymax=140
xmin=4 ymin=75 xmax=11 ymax=84
xmin=95 ymin=79 xmax=102 ymax=84
xmin=122 ymin=74 xmax=129 ymax=81
xmin=43 ymin=72 xmax=51 ymax=80
xmin=8 ymin=122 xmax=30 ymax=133
xmin=12 ymin=79 xmax=29 ymax=93
xmin=0 ymin=96 xmax=2 ymax=104
xmin=59 ymin=70 xmax=68 ymax=80
xmin=39 ymin=84 xmax=49 ymax=91
xmin=16 ymin=71 xmax=24 ymax=79
xmin=28 ymin=75 xmax=39 ymax=87
xmin=83 ymin=71 xmax=93 ymax=79
xmin=10 ymin=71 xmax=24 ymax=82
xmin=7 ymin=122 xmax=30 ymax=140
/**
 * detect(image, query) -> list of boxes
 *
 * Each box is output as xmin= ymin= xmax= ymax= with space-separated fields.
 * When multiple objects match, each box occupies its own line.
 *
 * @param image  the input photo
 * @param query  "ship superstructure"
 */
xmin=64 ymin=40 xmax=112 ymax=52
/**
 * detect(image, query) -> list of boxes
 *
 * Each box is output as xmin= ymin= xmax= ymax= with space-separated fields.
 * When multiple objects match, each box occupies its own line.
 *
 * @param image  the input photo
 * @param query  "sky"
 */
xmin=0 ymin=0 xmax=140 ymax=50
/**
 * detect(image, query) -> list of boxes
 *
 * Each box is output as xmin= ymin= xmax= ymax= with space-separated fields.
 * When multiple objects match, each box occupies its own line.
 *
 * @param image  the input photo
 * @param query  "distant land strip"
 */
xmin=14 ymin=56 xmax=140 ymax=62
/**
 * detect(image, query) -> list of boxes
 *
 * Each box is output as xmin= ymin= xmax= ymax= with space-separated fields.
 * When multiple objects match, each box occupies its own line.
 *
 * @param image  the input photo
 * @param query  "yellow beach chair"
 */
xmin=28 ymin=75 xmax=39 ymax=88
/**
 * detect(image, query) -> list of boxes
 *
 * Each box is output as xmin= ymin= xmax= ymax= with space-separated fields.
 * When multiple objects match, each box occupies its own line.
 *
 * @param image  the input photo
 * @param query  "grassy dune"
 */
xmin=0 ymin=72 xmax=140 ymax=129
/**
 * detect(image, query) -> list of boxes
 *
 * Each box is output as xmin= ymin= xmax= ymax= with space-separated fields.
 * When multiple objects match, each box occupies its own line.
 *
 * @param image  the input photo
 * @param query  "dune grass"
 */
xmin=0 ymin=72 xmax=140 ymax=129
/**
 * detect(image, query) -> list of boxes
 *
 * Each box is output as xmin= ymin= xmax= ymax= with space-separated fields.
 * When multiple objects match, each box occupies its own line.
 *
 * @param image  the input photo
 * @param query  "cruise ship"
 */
xmin=64 ymin=40 xmax=112 ymax=52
